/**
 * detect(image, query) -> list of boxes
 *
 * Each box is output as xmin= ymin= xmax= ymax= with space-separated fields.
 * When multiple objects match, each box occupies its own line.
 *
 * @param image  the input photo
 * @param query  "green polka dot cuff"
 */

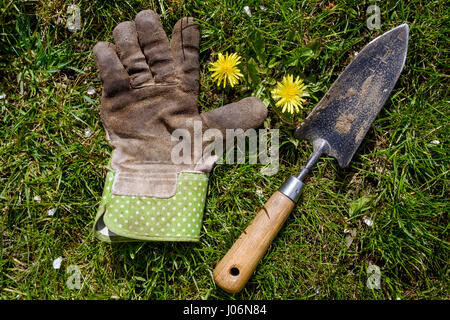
xmin=94 ymin=169 xmax=209 ymax=242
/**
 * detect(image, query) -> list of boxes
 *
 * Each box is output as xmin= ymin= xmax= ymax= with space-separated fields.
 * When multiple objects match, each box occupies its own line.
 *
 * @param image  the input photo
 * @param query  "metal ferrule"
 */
xmin=278 ymin=176 xmax=304 ymax=203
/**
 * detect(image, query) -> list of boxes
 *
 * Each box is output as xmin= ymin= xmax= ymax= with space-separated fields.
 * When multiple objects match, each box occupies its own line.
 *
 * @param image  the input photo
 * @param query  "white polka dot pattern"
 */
xmin=95 ymin=171 xmax=209 ymax=242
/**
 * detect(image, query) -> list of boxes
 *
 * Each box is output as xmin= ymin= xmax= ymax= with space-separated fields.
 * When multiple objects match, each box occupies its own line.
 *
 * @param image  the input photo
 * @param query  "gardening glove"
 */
xmin=92 ymin=10 xmax=268 ymax=242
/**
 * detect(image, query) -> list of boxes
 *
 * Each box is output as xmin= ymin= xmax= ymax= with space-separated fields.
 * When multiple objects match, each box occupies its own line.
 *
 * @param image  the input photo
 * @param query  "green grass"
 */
xmin=0 ymin=0 xmax=448 ymax=299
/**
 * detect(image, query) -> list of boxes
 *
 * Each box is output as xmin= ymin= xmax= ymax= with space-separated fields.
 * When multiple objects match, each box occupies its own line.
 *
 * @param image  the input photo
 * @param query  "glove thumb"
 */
xmin=200 ymin=97 xmax=268 ymax=133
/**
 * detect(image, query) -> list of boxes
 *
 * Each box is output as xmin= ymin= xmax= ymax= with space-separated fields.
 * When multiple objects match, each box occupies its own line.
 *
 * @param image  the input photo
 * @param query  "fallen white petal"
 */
xmin=0 ymin=93 xmax=6 ymax=99
xmin=430 ymin=140 xmax=440 ymax=145
xmin=344 ymin=228 xmax=357 ymax=236
xmin=53 ymin=256 xmax=62 ymax=269
xmin=259 ymin=5 xmax=267 ymax=11
xmin=47 ymin=208 xmax=56 ymax=216
xmin=86 ymin=86 xmax=96 ymax=96
xmin=84 ymin=128 xmax=94 ymax=137
xmin=256 ymin=188 xmax=263 ymax=197
xmin=363 ymin=216 xmax=374 ymax=226
xmin=33 ymin=195 xmax=42 ymax=202
xmin=243 ymin=6 xmax=252 ymax=17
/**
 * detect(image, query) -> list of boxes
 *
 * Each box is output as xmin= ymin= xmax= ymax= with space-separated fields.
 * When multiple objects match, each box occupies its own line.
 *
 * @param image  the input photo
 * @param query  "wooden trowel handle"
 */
xmin=213 ymin=191 xmax=295 ymax=293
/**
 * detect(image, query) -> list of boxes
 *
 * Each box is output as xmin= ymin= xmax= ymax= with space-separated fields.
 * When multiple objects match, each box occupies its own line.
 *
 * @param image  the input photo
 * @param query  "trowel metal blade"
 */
xmin=295 ymin=24 xmax=409 ymax=168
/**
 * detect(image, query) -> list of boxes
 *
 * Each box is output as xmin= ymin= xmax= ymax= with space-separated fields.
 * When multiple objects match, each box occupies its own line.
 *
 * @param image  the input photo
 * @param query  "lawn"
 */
xmin=0 ymin=0 xmax=448 ymax=299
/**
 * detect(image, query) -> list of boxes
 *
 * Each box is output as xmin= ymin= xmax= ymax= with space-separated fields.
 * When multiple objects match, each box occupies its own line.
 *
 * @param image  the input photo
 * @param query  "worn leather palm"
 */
xmin=92 ymin=10 xmax=267 ymax=242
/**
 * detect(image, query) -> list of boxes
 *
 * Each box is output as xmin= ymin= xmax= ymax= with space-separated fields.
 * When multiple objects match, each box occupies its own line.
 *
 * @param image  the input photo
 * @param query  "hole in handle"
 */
xmin=229 ymin=267 xmax=240 ymax=276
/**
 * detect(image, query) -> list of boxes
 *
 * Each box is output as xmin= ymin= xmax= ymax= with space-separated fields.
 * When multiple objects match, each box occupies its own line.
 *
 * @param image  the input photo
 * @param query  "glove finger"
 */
xmin=93 ymin=41 xmax=130 ymax=97
xmin=171 ymin=17 xmax=200 ymax=92
xmin=201 ymin=97 xmax=268 ymax=134
xmin=113 ymin=21 xmax=153 ymax=87
xmin=135 ymin=10 xmax=175 ymax=82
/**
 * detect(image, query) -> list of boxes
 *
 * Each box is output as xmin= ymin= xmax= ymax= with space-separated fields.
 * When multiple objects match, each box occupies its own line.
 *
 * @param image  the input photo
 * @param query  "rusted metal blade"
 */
xmin=295 ymin=24 xmax=409 ymax=168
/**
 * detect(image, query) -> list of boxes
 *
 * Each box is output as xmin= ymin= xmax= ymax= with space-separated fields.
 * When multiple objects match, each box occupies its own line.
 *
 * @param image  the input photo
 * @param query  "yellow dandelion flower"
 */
xmin=209 ymin=52 xmax=244 ymax=88
xmin=271 ymin=74 xmax=309 ymax=114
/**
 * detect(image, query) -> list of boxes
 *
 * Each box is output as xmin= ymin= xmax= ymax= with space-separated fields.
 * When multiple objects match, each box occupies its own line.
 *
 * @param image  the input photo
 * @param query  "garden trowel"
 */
xmin=214 ymin=24 xmax=409 ymax=293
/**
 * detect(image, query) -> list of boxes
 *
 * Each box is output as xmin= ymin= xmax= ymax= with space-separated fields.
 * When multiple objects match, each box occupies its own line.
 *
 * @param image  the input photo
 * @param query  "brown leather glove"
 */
xmin=92 ymin=10 xmax=267 ymax=242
